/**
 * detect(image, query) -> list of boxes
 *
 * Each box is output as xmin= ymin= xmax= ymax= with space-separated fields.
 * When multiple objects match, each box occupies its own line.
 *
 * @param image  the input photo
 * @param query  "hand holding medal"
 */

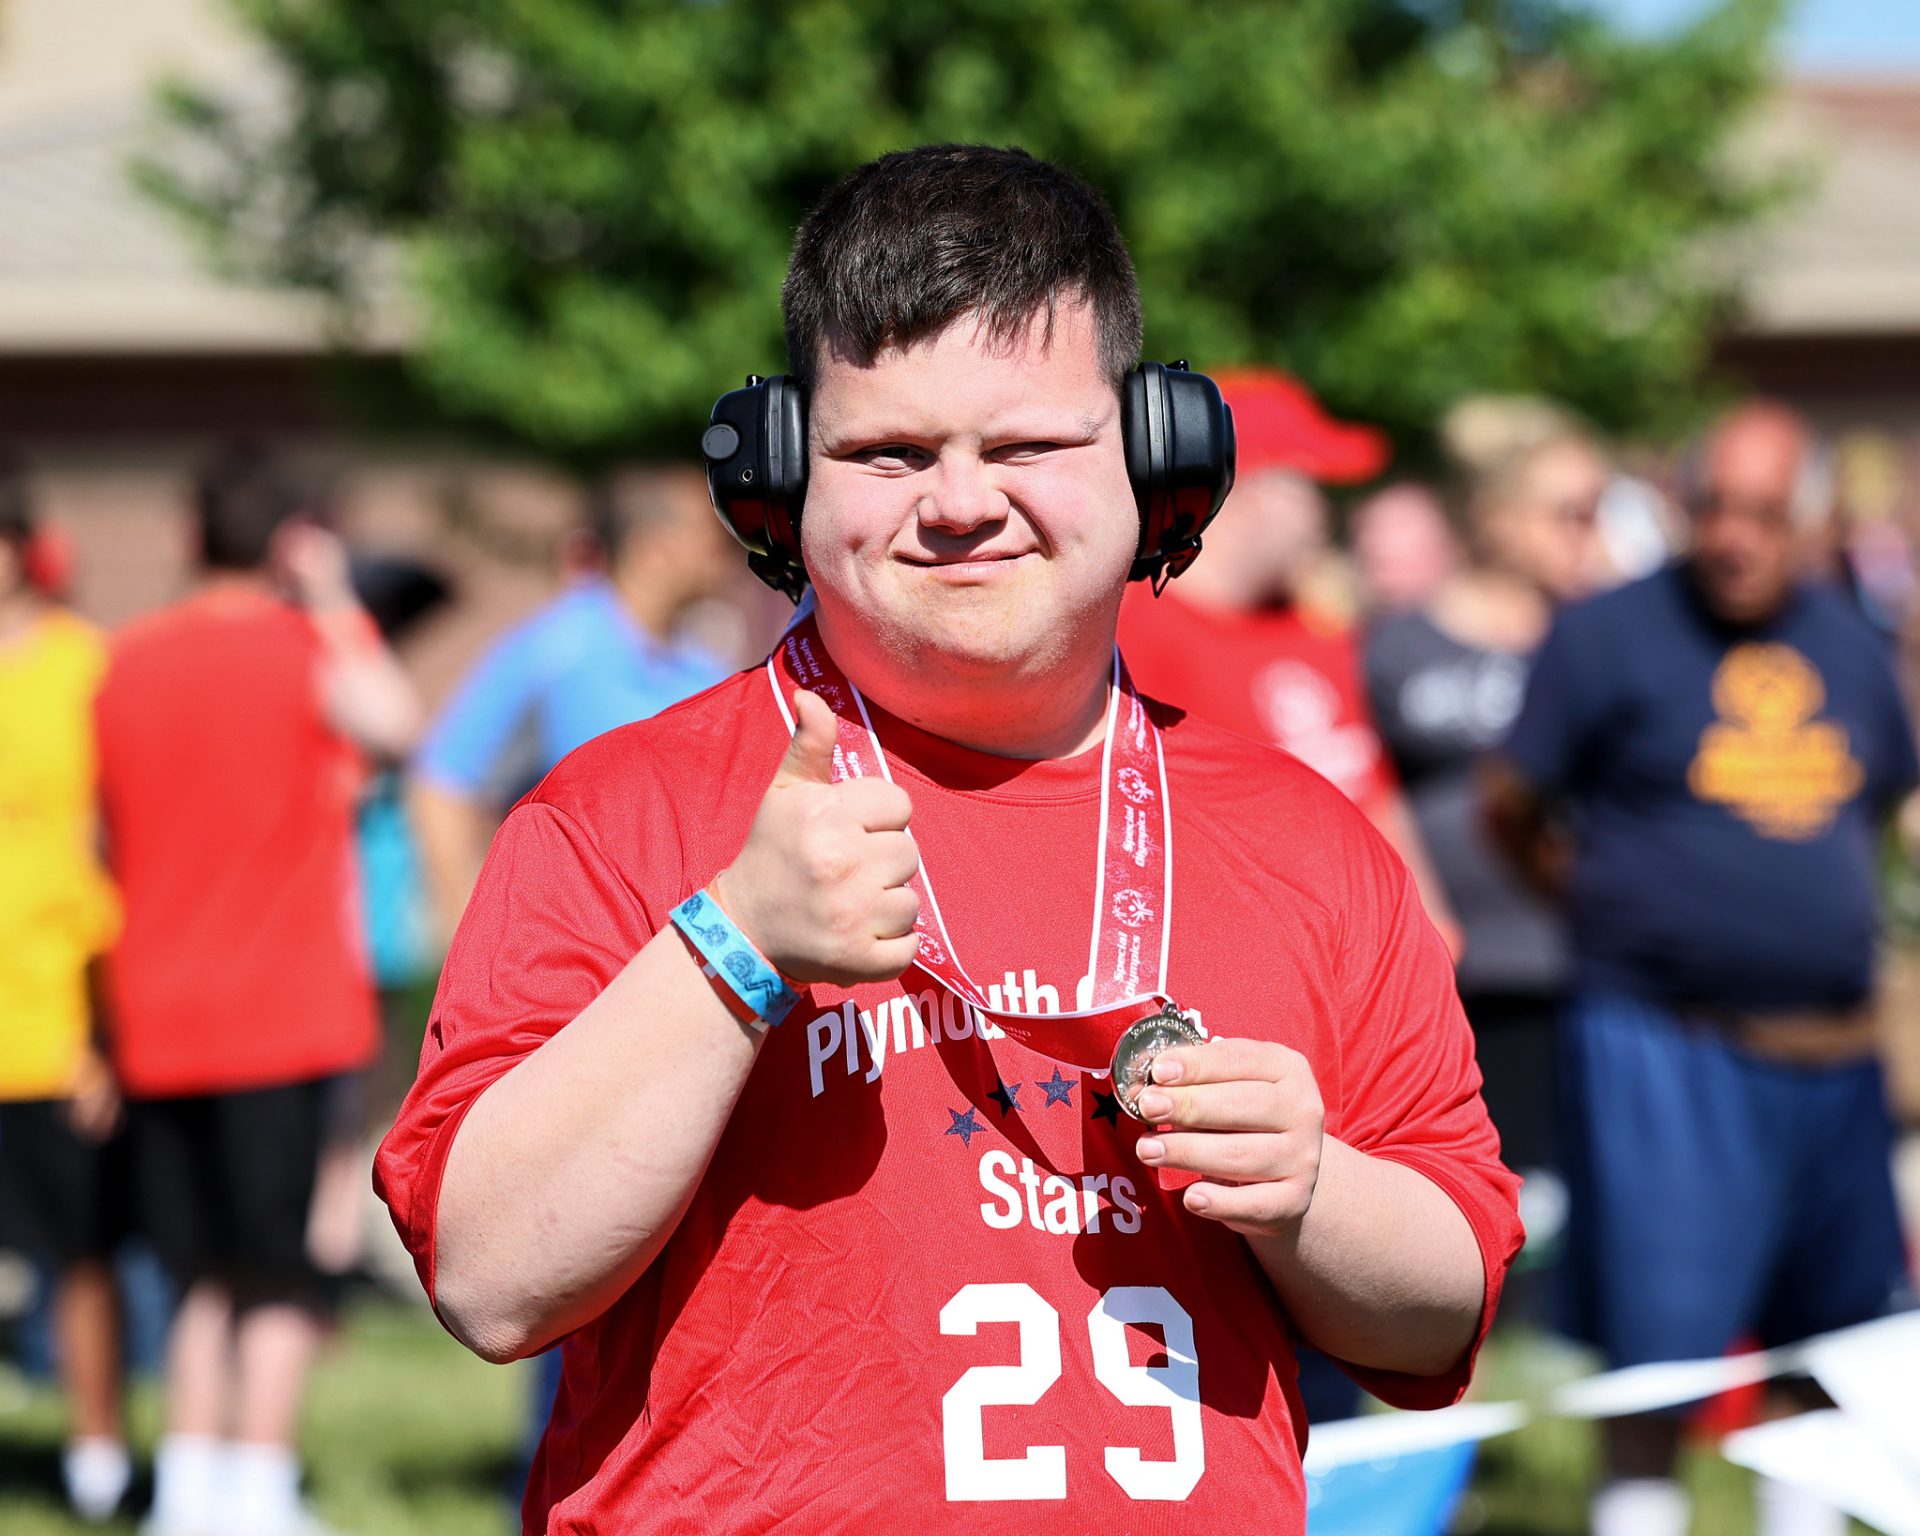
xmin=1128 ymin=1037 xmax=1327 ymax=1236
xmin=1110 ymin=1007 xmax=1207 ymax=1120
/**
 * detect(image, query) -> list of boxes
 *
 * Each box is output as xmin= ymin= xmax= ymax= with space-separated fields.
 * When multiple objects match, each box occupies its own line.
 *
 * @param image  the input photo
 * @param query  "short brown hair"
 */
xmin=195 ymin=444 xmax=328 ymax=571
xmin=585 ymin=464 xmax=708 ymax=557
xmin=782 ymin=145 xmax=1142 ymax=395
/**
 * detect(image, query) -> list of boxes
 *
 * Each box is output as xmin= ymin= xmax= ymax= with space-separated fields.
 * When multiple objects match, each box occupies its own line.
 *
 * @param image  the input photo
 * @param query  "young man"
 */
xmin=409 ymin=465 xmax=737 ymax=943
xmin=96 ymin=450 xmax=418 ymax=1536
xmin=1490 ymin=401 xmax=1919 ymax=1536
xmin=377 ymin=145 xmax=1520 ymax=1534
xmin=0 ymin=470 xmax=129 ymax=1521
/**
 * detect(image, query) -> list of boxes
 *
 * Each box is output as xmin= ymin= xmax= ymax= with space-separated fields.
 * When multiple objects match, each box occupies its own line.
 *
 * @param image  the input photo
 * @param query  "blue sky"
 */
xmin=1589 ymin=0 xmax=1920 ymax=70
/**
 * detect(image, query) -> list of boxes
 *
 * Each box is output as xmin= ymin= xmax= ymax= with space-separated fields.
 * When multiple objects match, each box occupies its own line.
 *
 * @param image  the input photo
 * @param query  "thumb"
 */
xmin=773 ymin=689 xmax=839 ymax=786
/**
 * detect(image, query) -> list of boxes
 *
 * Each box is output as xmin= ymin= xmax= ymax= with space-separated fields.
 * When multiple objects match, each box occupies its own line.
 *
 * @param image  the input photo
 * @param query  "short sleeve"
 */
xmin=372 ymin=799 xmax=658 ymax=1309
xmin=1360 ymin=623 xmax=1410 ymax=764
xmin=1322 ymin=834 xmax=1525 ymax=1410
xmin=414 ymin=632 xmax=542 ymax=799
xmin=1500 ymin=611 xmax=1603 ymax=796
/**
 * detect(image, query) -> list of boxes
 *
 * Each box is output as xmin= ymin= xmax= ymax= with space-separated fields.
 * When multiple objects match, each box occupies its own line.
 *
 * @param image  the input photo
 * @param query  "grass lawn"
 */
xmin=0 ymin=1297 xmax=523 ymax=1536
xmin=0 ymin=1303 xmax=1793 ymax=1534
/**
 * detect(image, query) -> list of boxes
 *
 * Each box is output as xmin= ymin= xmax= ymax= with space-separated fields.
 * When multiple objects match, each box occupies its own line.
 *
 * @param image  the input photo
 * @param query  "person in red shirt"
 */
xmin=1118 ymin=369 xmax=1461 ymax=953
xmin=375 ymin=145 xmax=1520 ymax=1535
xmin=95 ymin=449 xmax=417 ymax=1536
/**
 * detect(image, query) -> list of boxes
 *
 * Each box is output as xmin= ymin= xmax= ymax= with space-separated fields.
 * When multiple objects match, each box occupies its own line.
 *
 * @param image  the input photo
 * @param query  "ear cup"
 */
xmin=1124 ymin=361 xmax=1237 ymax=587
xmin=703 ymin=374 xmax=810 ymax=599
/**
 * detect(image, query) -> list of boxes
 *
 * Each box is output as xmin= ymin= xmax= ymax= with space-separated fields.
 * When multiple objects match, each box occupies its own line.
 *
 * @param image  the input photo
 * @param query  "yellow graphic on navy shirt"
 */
xmin=1687 ymin=643 xmax=1863 ymax=841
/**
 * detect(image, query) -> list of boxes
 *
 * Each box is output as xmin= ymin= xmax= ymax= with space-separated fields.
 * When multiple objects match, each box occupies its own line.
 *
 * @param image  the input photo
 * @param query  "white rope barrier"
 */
xmin=1304 ymin=1311 xmax=1920 ymax=1532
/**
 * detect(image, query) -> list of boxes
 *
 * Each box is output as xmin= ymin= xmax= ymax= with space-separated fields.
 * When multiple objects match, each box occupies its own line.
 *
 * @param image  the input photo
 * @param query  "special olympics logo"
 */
xmin=816 ymin=684 xmax=846 ymax=712
xmin=1255 ymin=660 xmax=1341 ymax=742
xmin=1116 ymin=767 xmax=1155 ymax=805
xmin=916 ymin=933 xmax=948 ymax=968
xmin=1110 ymin=889 xmax=1155 ymax=928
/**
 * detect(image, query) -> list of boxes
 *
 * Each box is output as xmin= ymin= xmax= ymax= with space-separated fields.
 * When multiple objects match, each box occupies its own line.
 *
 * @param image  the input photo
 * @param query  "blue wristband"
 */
xmin=671 ymin=888 xmax=802 ymax=1028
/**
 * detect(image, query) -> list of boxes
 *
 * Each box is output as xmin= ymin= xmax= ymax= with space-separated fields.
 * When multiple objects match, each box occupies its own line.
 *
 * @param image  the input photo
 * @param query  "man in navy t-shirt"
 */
xmin=1491 ymin=401 xmax=1919 ymax=1536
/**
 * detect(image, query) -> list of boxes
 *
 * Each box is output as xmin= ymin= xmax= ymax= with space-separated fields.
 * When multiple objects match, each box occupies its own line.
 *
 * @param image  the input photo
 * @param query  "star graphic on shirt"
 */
xmin=1091 ymin=1088 xmax=1121 ymax=1127
xmin=1039 ymin=1068 xmax=1076 ymax=1108
xmin=987 ymin=1079 xmax=1023 ymax=1117
xmin=945 ymin=1107 xmax=986 ymax=1148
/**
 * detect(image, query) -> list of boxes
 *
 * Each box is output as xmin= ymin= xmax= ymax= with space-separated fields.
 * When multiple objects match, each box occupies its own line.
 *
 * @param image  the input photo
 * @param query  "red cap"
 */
xmin=1213 ymin=368 xmax=1389 ymax=484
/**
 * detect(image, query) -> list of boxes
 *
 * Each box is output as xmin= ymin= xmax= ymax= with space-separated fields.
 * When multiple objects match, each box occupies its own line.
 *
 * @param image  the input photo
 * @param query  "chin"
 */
xmin=1703 ymin=586 xmax=1775 ymax=626
xmin=909 ymin=606 xmax=1057 ymax=675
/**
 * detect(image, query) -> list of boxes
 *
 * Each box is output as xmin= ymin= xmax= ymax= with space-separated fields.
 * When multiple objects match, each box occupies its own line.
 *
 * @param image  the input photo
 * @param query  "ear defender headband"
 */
xmin=702 ymin=361 xmax=1236 ymax=602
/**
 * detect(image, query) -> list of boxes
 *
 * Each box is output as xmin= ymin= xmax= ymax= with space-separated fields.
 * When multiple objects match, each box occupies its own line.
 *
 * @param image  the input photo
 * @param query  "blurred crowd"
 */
xmin=3 ymin=370 xmax=1918 ymax=1535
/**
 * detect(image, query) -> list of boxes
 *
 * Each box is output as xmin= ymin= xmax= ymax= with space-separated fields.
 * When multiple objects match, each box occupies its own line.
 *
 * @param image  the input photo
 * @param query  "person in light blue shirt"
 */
xmin=412 ymin=466 xmax=738 ymax=942
xmin=418 ymin=579 xmax=726 ymax=803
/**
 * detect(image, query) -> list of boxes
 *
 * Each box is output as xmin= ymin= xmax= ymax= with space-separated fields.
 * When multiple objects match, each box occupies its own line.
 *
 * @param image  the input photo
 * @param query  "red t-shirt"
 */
xmin=1118 ymin=587 xmax=1394 ymax=810
xmin=95 ymin=588 xmax=377 ymax=1097
xmin=375 ymin=665 xmax=1520 ymax=1536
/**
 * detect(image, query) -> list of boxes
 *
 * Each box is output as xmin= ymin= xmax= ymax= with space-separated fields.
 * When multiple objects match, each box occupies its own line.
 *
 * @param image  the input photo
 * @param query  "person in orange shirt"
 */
xmin=0 ymin=468 xmax=130 ymax=1521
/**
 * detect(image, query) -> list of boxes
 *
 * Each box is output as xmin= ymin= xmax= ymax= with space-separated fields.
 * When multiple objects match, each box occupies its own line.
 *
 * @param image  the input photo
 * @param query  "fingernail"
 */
xmin=1135 ymin=1138 xmax=1164 ymax=1164
xmin=1135 ymin=1090 xmax=1171 ymax=1120
xmin=1185 ymin=1188 xmax=1211 ymax=1213
xmin=1152 ymin=1056 xmax=1184 ymax=1085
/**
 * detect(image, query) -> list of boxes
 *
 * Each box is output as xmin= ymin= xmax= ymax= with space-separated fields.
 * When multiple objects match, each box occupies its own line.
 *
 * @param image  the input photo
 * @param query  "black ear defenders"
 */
xmin=701 ymin=361 xmax=1236 ymax=601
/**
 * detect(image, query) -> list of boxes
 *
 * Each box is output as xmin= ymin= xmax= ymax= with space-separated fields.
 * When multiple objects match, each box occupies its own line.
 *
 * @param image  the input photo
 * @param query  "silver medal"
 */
xmin=1110 ymin=1006 xmax=1205 ymax=1122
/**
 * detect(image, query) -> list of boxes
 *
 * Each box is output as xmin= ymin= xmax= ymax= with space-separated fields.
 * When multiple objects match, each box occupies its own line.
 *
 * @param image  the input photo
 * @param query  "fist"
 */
xmin=1130 ymin=1038 xmax=1326 ymax=1236
xmin=275 ymin=522 xmax=356 ymax=613
xmin=715 ymin=690 xmax=921 ymax=986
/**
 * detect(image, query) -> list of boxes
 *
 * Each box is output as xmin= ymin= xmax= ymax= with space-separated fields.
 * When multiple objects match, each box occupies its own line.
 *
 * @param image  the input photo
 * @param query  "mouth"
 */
xmin=896 ymin=550 xmax=1036 ymax=579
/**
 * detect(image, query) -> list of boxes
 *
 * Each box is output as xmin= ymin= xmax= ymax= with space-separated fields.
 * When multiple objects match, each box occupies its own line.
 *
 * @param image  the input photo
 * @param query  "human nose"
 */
xmin=917 ymin=452 xmax=1006 ymax=534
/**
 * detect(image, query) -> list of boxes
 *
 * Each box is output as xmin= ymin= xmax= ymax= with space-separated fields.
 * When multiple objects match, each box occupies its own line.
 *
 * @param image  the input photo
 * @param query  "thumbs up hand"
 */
xmin=712 ymin=690 xmax=921 ymax=987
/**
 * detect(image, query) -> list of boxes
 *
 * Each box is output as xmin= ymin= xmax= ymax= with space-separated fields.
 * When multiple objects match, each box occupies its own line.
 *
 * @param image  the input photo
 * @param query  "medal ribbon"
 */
xmin=767 ymin=614 xmax=1174 ymax=1073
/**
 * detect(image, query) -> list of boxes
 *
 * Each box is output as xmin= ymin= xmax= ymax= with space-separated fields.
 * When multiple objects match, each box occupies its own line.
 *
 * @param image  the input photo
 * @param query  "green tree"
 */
xmin=144 ymin=0 xmax=1789 ymax=461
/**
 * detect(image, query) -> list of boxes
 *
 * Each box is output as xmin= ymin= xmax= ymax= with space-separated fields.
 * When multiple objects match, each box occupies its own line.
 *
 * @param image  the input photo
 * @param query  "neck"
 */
xmin=1169 ymin=547 xmax=1278 ymax=612
xmin=866 ymin=659 xmax=1114 ymax=760
xmin=1431 ymin=565 xmax=1550 ymax=651
xmin=0 ymin=587 xmax=42 ymax=645
xmin=1686 ymin=563 xmax=1793 ymax=631
xmin=813 ymin=615 xmax=1115 ymax=761
xmin=193 ymin=568 xmax=274 ymax=600
xmin=612 ymin=564 xmax=679 ymax=643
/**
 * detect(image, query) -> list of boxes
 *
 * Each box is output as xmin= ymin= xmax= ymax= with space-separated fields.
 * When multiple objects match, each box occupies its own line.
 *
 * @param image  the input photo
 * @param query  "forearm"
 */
xmin=431 ymin=687 xmax=919 ymax=1364
xmin=1897 ymin=788 xmax=1920 ymax=865
xmin=433 ymin=922 xmax=766 ymax=1362
xmin=1480 ymin=758 xmax=1570 ymax=903
xmin=409 ymin=781 xmax=493 ymax=946
xmin=313 ymin=604 xmax=420 ymax=760
xmin=1248 ymin=1137 xmax=1484 ymax=1378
